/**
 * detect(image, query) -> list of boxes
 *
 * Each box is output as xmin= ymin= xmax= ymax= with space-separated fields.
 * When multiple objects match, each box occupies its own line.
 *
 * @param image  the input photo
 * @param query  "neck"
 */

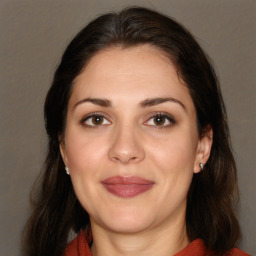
xmin=90 ymin=217 xmax=189 ymax=256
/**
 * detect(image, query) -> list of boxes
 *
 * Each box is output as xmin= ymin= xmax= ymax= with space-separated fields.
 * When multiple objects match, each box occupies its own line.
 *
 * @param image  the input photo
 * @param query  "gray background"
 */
xmin=0 ymin=0 xmax=255 ymax=255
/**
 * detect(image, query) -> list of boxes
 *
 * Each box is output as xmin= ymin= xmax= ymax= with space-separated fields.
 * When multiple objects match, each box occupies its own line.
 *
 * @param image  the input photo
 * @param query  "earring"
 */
xmin=65 ymin=166 xmax=70 ymax=175
xmin=199 ymin=163 xmax=204 ymax=171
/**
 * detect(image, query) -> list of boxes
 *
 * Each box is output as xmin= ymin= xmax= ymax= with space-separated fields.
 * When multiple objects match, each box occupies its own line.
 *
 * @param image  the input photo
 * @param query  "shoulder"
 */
xmin=63 ymin=231 xmax=92 ymax=256
xmin=175 ymin=239 xmax=250 ymax=256
xmin=223 ymin=248 xmax=250 ymax=256
xmin=63 ymin=234 xmax=80 ymax=256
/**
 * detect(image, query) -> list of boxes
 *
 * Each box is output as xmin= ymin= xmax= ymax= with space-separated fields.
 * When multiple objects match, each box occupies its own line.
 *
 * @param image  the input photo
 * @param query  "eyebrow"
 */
xmin=73 ymin=97 xmax=186 ymax=111
xmin=139 ymin=97 xmax=186 ymax=111
xmin=74 ymin=98 xmax=112 ymax=109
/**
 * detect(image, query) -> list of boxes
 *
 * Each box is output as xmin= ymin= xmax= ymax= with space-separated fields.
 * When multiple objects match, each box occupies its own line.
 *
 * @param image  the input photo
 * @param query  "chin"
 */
xmin=95 ymin=206 xmax=154 ymax=234
xmin=106 ymin=218 xmax=151 ymax=234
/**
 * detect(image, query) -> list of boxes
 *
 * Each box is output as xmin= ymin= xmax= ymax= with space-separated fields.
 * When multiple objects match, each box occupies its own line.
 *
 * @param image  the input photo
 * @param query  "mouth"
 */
xmin=101 ymin=176 xmax=155 ymax=198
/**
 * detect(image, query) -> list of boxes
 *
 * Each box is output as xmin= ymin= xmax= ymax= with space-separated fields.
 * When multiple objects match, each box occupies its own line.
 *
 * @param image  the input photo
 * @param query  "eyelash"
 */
xmin=81 ymin=112 xmax=176 ymax=129
xmin=81 ymin=112 xmax=111 ymax=128
xmin=145 ymin=113 xmax=176 ymax=129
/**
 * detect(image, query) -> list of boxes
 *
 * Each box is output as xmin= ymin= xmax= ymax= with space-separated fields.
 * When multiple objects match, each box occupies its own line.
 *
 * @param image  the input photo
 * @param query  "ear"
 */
xmin=194 ymin=126 xmax=213 ymax=173
xmin=59 ymin=137 xmax=69 ymax=167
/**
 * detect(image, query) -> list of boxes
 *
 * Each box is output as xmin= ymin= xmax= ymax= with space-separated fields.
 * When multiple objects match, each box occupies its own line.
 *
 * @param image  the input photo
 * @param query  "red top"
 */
xmin=63 ymin=231 xmax=250 ymax=256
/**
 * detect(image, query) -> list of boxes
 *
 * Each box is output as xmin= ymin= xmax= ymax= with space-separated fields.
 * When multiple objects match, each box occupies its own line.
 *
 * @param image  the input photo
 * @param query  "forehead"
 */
xmin=77 ymin=44 xmax=177 ymax=80
xmin=70 ymin=45 xmax=193 ymax=110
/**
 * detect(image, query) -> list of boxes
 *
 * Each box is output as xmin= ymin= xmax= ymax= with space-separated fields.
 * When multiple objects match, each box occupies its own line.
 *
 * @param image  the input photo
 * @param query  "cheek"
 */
xmin=146 ymin=129 xmax=197 ymax=200
xmin=142 ymin=130 xmax=198 ymax=220
xmin=64 ymin=130 xmax=109 ymax=175
xmin=148 ymin=130 xmax=198 ymax=173
xmin=64 ymin=132 xmax=110 ymax=212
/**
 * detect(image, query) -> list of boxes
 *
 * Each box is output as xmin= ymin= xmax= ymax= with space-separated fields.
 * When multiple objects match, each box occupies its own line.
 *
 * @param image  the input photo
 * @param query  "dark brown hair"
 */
xmin=22 ymin=6 xmax=241 ymax=256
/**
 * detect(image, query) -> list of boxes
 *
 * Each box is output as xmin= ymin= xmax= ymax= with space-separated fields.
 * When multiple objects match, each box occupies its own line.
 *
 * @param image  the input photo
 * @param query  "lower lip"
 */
xmin=102 ymin=183 xmax=154 ymax=198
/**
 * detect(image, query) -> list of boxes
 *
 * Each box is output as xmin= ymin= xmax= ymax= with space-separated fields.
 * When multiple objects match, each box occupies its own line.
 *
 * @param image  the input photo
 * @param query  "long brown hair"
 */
xmin=22 ymin=6 xmax=241 ymax=256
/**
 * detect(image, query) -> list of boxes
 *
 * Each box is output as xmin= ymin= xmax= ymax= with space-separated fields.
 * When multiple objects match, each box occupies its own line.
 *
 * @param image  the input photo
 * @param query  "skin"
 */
xmin=60 ymin=45 xmax=212 ymax=256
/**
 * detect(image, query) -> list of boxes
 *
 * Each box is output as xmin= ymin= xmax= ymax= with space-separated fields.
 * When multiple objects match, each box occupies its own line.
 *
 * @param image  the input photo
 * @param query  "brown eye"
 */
xmin=145 ymin=113 xmax=175 ymax=127
xmin=92 ymin=116 xmax=104 ymax=125
xmin=83 ymin=114 xmax=111 ymax=127
xmin=153 ymin=116 xmax=165 ymax=125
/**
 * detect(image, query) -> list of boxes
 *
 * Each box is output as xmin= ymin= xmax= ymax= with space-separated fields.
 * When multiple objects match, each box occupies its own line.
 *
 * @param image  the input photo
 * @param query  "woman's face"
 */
xmin=60 ymin=45 xmax=211 ymax=234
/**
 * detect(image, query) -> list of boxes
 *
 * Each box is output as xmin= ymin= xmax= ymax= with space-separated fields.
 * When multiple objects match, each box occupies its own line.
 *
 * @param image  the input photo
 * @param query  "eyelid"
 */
xmin=144 ymin=112 xmax=176 ymax=127
xmin=80 ymin=111 xmax=175 ymax=128
xmin=81 ymin=112 xmax=112 ymax=127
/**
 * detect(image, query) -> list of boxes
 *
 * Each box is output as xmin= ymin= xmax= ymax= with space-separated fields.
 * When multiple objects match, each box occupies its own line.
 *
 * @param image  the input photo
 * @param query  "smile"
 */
xmin=101 ymin=176 xmax=155 ymax=198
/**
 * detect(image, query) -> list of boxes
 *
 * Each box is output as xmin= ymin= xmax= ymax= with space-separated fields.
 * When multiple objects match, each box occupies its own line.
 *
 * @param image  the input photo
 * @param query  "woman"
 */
xmin=23 ymin=7 xmax=249 ymax=256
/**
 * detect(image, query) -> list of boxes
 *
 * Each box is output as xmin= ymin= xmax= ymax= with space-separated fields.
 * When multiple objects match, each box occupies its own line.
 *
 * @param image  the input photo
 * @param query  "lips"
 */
xmin=101 ymin=176 xmax=155 ymax=198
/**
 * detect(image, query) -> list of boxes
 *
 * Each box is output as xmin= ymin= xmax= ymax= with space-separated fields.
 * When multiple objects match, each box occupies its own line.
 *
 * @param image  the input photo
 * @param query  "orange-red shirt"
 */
xmin=63 ymin=231 xmax=250 ymax=256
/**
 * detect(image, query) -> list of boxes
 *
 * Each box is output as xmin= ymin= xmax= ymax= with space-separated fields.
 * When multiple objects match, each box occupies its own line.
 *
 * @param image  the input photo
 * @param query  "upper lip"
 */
xmin=101 ymin=176 xmax=155 ymax=185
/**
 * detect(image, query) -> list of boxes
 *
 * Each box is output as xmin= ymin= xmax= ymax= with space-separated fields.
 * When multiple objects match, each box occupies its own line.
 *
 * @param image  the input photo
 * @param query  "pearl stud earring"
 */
xmin=65 ymin=166 xmax=70 ymax=175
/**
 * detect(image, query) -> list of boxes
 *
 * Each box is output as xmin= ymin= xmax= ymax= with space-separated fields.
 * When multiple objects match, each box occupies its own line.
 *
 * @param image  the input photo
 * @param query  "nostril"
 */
xmin=108 ymin=133 xmax=145 ymax=164
xmin=112 ymin=157 xmax=119 ymax=162
xmin=110 ymin=154 xmax=141 ymax=164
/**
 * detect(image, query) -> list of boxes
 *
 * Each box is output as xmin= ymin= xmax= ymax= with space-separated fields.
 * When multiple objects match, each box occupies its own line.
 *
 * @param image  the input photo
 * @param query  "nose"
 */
xmin=108 ymin=124 xmax=145 ymax=164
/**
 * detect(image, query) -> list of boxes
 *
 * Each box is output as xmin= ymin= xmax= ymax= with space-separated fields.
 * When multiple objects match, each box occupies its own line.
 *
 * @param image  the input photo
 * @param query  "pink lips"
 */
xmin=101 ymin=176 xmax=155 ymax=198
